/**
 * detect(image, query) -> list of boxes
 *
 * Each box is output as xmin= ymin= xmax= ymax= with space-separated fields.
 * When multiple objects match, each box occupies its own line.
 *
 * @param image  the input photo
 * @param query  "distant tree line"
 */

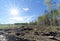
xmin=14 ymin=23 xmax=28 ymax=25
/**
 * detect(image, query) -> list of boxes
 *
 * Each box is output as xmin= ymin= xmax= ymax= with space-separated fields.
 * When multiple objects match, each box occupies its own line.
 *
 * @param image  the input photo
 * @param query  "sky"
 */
xmin=0 ymin=0 xmax=59 ymax=24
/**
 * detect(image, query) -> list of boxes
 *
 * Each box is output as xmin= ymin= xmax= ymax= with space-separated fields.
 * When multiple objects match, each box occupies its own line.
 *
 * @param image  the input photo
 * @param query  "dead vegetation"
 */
xmin=0 ymin=26 xmax=60 ymax=41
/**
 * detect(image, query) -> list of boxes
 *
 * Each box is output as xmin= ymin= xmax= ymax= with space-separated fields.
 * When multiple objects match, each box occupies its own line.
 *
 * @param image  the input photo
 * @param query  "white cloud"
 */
xmin=0 ymin=15 xmax=36 ymax=24
xmin=10 ymin=17 xmax=24 ymax=21
xmin=9 ymin=16 xmax=28 ymax=23
xmin=23 ymin=8 xmax=29 ymax=11
xmin=9 ymin=15 xmax=35 ymax=23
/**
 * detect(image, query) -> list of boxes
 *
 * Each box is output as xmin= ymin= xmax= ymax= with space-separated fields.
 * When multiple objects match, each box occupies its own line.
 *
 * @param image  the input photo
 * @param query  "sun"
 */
xmin=10 ymin=8 xmax=19 ymax=16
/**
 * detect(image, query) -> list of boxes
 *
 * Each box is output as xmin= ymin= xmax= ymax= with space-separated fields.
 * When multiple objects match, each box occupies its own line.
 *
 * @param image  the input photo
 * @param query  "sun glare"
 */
xmin=10 ymin=8 xmax=19 ymax=16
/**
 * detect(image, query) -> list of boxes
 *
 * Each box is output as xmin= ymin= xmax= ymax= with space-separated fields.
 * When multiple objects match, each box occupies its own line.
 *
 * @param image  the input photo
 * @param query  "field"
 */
xmin=0 ymin=24 xmax=13 ymax=29
xmin=0 ymin=24 xmax=23 ymax=29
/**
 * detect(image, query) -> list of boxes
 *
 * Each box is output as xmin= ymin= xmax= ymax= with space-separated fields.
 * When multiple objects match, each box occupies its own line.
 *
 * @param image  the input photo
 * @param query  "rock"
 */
xmin=0 ymin=35 xmax=7 ymax=41
xmin=48 ymin=36 xmax=54 ymax=38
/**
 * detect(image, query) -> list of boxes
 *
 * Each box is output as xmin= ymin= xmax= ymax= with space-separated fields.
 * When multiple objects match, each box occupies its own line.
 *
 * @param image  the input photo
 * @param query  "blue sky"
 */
xmin=0 ymin=0 xmax=59 ymax=24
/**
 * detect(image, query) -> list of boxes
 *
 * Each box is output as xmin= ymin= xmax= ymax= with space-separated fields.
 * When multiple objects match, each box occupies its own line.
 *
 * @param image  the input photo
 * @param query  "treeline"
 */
xmin=14 ymin=23 xmax=28 ymax=25
xmin=37 ymin=0 xmax=60 ymax=26
xmin=37 ymin=8 xmax=60 ymax=26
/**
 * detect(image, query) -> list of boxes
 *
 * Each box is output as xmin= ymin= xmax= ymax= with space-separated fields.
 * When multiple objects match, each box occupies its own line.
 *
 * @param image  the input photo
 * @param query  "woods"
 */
xmin=37 ymin=0 xmax=60 ymax=26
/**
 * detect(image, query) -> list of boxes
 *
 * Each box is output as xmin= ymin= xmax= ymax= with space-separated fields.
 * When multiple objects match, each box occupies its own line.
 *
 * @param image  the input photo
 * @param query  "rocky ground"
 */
xmin=0 ymin=27 xmax=60 ymax=41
